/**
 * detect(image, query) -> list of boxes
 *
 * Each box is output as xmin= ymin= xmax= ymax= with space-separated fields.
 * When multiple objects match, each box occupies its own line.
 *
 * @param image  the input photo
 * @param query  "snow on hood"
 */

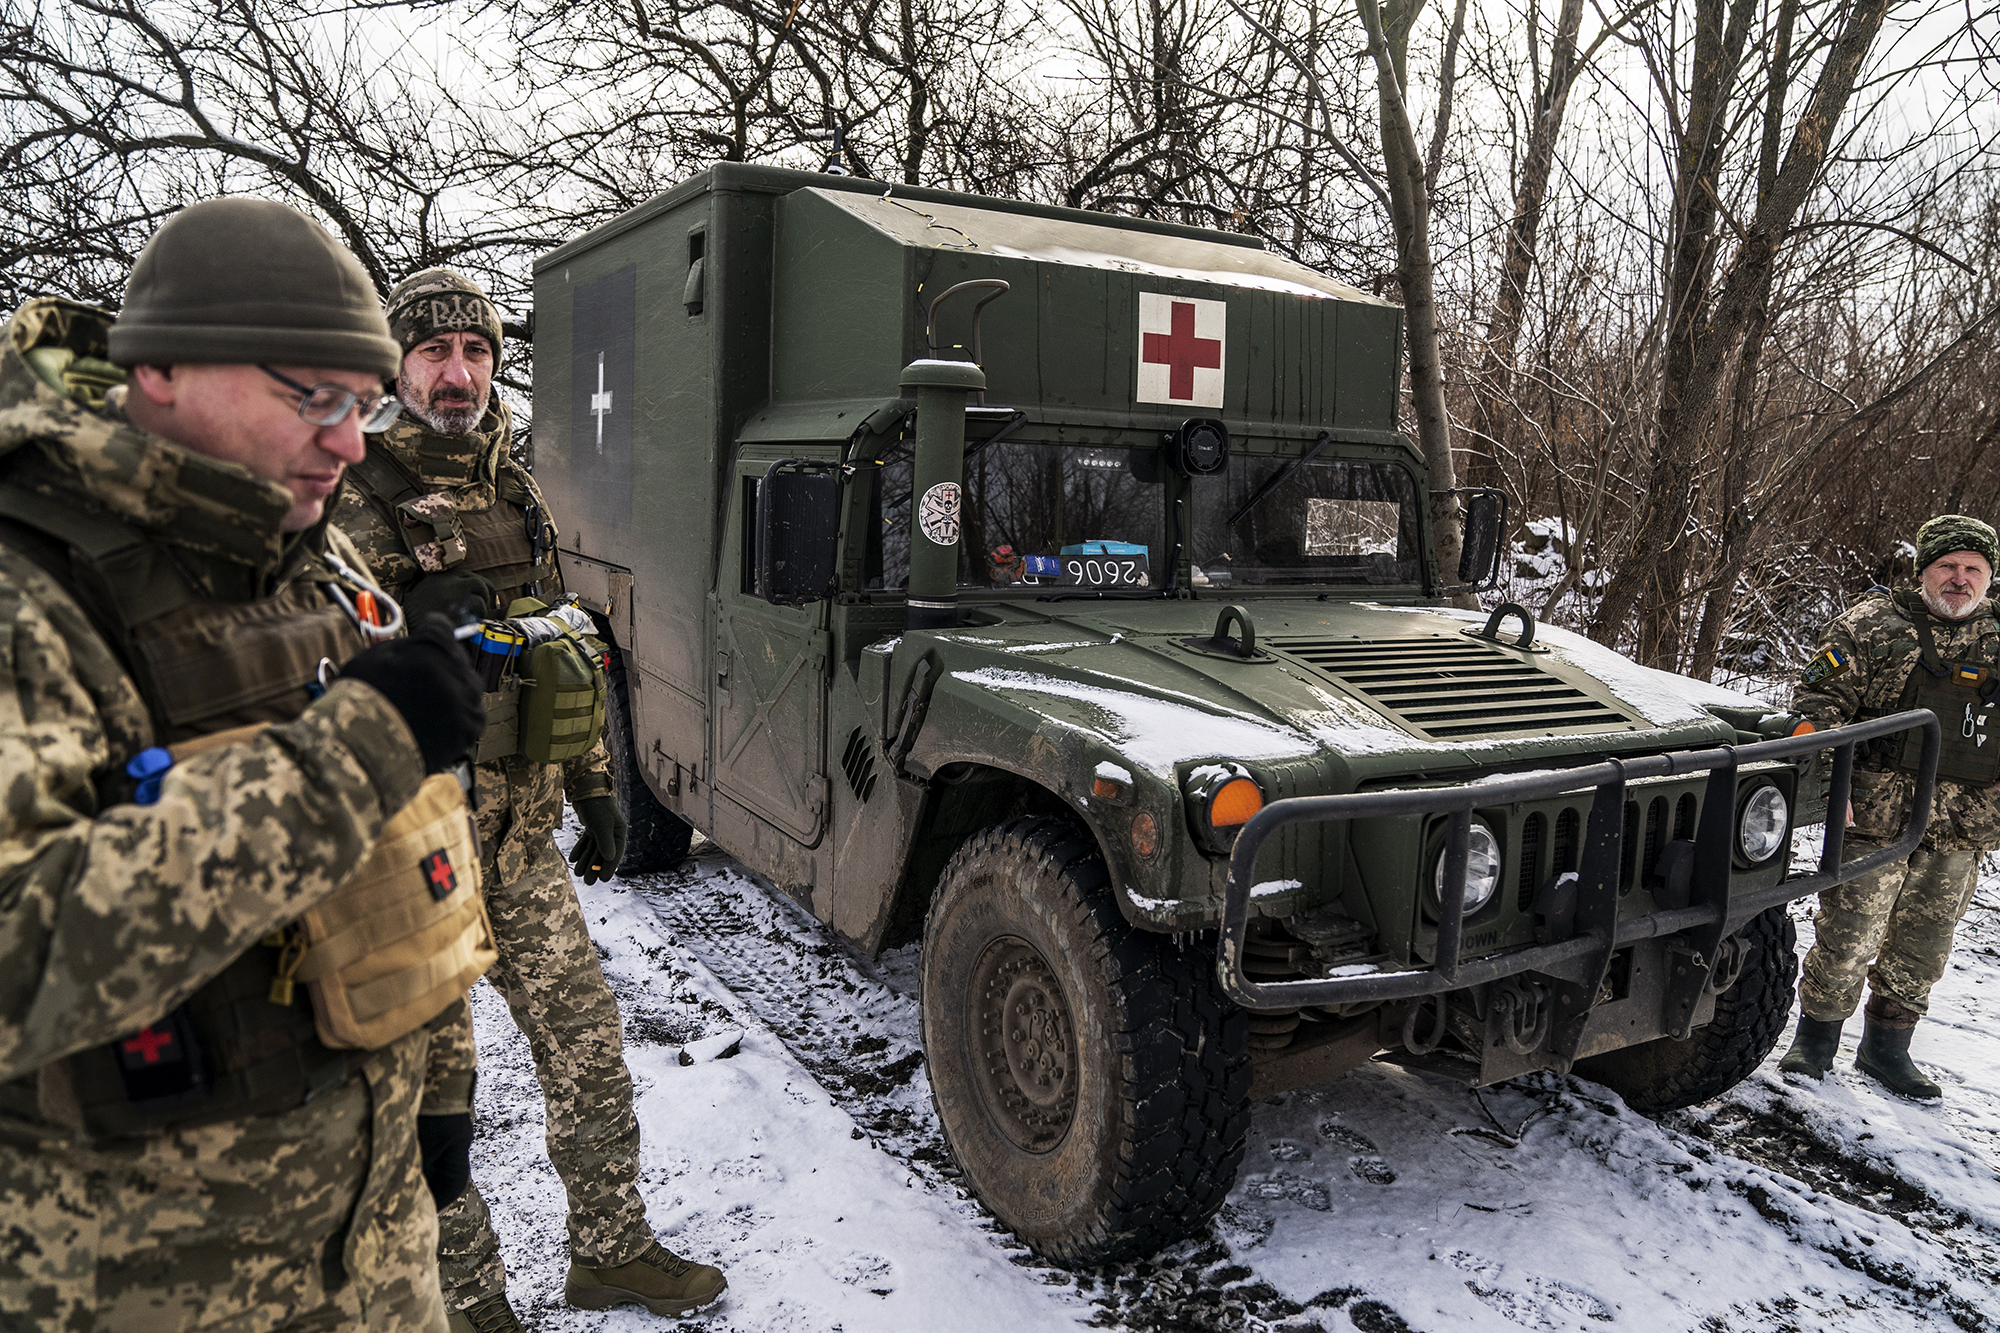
xmin=950 ymin=606 xmax=1767 ymax=777
xmin=953 ymin=666 xmax=1317 ymax=773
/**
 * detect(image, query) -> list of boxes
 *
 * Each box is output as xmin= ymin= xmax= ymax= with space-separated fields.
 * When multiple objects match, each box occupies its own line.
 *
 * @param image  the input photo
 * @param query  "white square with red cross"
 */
xmin=1136 ymin=292 xmax=1226 ymax=409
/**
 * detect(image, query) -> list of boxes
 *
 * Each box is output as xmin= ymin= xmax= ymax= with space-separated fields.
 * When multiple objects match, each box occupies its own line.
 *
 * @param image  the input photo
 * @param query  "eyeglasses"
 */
xmin=260 ymin=365 xmax=403 ymax=433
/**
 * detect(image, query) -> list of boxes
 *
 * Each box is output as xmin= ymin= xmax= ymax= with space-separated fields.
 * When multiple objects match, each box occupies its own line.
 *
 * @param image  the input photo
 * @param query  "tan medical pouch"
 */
xmin=291 ymin=773 xmax=496 ymax=1049
xmin=170 ymin=728 xmax=496 ymax=1051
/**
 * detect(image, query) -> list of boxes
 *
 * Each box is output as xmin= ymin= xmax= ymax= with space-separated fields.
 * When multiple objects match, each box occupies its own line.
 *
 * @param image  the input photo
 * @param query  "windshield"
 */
xmin=1188 ymin=456 xmax=1423 ymax=587
xmin=866 ymin=439 xmax=1166 ymax=591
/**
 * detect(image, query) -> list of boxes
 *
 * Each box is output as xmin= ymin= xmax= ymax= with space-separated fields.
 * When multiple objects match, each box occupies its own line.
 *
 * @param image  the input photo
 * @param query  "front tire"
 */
xmin=605 ymin=653 xmax=693 ymax=874
xmin=919 ymin=817 xmax=1251 ymax=1266
xmin=1575 ymin=905 xmax=1798 ymax=1113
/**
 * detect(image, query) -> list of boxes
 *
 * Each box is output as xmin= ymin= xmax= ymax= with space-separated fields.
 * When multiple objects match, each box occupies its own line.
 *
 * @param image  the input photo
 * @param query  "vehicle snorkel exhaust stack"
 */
xmin=900 ymin=357 xmax=987 ymax=631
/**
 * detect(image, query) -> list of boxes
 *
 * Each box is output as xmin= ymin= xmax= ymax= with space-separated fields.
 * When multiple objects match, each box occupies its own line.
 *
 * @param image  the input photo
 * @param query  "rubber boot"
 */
xmin=566 ymin=1241 xmax=727 ymax=1317
xmin=1778 ymin=1014 xmax=1844 ymax=1079
xmin=1855 ymin=1017 xmax=1942 ymax=1101
xmin=446 ymin=1292 xmax=524 ymax=1333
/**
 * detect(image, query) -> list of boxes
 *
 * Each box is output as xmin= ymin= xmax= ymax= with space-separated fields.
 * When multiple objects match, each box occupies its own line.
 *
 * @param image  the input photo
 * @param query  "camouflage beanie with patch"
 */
xmin=1916 ymin=514 xmax=1999 ymax=574
xmin=385 ymin=269 xmax=503 ymax=364
xmin=108 ymin=197 xmax=400 ymax=378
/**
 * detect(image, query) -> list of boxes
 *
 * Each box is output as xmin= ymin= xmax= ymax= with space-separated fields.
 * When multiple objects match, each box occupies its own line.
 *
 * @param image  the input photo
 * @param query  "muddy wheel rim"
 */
xmin=972 ymin=936 xmax=1078 ymax=1152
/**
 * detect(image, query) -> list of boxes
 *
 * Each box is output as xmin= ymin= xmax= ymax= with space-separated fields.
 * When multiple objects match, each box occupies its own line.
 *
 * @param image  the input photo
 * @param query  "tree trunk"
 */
xmin=1465 ymin=0 xmax=1586 ymax=491
xmin=1589 ymin=0 xmax=1887 ymax=668
xmin=1358 ymin=0 xmax=1468 ymax=604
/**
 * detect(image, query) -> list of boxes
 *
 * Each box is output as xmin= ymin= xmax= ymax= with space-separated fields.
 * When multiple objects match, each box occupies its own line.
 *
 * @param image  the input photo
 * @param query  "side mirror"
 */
xmin=1456 ymin=488 xmax=1508 ymax=590
xmin=755 ymin=460 xmax=840 ymax=606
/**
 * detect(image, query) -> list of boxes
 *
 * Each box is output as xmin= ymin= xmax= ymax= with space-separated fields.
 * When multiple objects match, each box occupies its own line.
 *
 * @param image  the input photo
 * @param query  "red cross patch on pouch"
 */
xmin=423 ymin=848 xmax=458 ymax=901
xmin=1136 ymin=293 xmax=1226 ymax=408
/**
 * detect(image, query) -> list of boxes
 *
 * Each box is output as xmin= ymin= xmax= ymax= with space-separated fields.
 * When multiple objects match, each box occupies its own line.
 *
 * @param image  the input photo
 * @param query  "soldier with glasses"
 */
xmin=0 ymin=198 xmax=487 ymax=1329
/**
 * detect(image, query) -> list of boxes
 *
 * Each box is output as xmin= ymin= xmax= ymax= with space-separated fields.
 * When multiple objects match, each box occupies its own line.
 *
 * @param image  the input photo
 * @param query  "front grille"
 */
xmin=1268 ymin=635 xmax=1640 ymax=741
xmin=1641 ymin=795 xmax=1668 ymax=886
xmin=1553 ymin=807 xmax=1579 ymax=874
xmin=1516 ymin=810 xmax=1545 ymax=911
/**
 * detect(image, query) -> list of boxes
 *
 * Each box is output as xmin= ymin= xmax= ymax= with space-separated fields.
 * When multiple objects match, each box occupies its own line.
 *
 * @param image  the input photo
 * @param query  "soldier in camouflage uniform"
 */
xmin=331 ymin=269 xmax=725 ymax=1329
xmin=1781 ymin=515 xmax=2000 ymax=1100
xmin=0 ymin=200 xmax=485 ymax=1329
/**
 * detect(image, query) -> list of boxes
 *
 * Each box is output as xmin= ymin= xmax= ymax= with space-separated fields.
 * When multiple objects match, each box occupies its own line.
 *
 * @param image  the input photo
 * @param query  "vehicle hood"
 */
xmin=916 ymin=598 xmax=1764 ymax=785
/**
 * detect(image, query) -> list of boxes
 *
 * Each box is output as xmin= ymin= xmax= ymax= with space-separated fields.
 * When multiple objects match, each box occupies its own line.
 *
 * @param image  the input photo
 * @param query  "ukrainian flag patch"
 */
xmin=1800 ymin=645 xmax=1850 ymax=687
xmin=1961 ymin=666 xmax=1983 ymax=685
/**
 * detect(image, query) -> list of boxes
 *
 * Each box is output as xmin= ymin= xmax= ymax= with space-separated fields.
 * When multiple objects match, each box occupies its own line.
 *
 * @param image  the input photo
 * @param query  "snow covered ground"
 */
xmin=462 ymin=819 xmax=2000 ymax=1332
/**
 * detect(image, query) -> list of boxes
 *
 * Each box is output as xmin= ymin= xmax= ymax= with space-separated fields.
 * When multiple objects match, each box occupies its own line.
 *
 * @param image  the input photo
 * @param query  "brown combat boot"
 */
xmin=446 ymin=1291 xmax=525 ymax=1333
xmin=565 ymin=1240 xmax=727 ymax=1317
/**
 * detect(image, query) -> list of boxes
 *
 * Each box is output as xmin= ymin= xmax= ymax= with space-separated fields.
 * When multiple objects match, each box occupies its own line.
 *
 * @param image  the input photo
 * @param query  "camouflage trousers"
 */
xmin=0 ymin=1035 xmax=445 ymax=1332
xmin=435 ymin=828 xmax=650 ymax=1307
xmin=1799 ymin=837 xmax=1982 ymax=1022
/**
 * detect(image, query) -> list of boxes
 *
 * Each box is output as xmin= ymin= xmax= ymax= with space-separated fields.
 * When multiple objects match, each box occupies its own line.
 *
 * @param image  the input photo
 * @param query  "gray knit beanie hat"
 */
xmin=108 ymin=197 xmax=400 ymax=378
xmin=1916 ymin=514 xmax=1999 ymax=574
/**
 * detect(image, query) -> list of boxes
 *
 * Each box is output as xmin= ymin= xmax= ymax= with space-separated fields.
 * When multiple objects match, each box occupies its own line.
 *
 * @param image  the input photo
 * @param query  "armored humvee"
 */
xmin=531 ymin=163 xmax=1936 ymax=1265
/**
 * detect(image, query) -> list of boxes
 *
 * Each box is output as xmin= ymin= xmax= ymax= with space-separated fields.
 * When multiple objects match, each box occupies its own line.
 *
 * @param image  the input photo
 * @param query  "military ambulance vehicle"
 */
xmin=531 ymin=164 xmax=1936 ymax=1265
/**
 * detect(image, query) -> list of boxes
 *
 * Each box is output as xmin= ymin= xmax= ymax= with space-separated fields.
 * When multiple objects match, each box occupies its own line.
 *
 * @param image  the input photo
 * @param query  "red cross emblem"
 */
xmin=1136 ymin=293 xmax=1226 ymax=408
xmin=423 ymin=849 xmax=457 ymax=901
xmin=122 ymin=1025 xmax=175 ymax=1064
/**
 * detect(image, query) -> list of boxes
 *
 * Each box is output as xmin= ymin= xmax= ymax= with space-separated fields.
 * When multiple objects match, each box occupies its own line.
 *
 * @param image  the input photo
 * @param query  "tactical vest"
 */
xmin=345 ymin=445 xmax=599 ymax=763
xmin=1880 ymin=602 xmax=2000 ymax=786
xmin=0 ymin=485 xmax=483 ymax=1138
xmin=346 ymin=446 xmax=558 ymax=607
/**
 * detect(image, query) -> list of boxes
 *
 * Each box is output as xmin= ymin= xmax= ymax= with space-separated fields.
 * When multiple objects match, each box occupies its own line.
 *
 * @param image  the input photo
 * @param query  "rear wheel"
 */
xmin=920 ymin=816 xmax=1251 ymax=1265
xmin=605 ymin=653 xmax=693 ymax=874
xmin=1575 ymin=905 xmax=1798 ymax=1113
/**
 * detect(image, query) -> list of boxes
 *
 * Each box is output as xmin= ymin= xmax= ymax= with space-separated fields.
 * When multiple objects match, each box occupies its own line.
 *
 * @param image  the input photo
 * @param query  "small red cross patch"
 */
xmin=422 ymin=849 xmax=458 ymax=901
xmin=122 ymin=1025 xmax=175 ymax=1064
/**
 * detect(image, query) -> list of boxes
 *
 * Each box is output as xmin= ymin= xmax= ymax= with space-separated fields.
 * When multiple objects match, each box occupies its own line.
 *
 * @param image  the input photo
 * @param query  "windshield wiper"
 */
xmin=1224 ymin=430 xmax=1332 ymax=529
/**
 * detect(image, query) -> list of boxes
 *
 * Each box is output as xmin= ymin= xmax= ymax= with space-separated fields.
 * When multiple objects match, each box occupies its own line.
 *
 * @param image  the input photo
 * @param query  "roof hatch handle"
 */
xmin=925 ymin=279 xmax=1010 ymax=403
xmin=1472 ymin=601 xmax=1537 ymax=650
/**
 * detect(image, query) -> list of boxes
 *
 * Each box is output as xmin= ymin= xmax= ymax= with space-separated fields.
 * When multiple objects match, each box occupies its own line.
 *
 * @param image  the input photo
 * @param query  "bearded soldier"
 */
xmin=332 ymin=269 xmax=725 ymax=1328
xmin=1780 ymin=515 xmax=2000 ymax=1100
xmin=0 ymin=199 xmax=486 ymax=1329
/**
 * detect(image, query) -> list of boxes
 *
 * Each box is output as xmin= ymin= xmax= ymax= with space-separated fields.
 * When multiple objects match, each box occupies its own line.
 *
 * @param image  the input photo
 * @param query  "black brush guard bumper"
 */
xmin=1218 ymin=711 xmax=1940 ymax=1030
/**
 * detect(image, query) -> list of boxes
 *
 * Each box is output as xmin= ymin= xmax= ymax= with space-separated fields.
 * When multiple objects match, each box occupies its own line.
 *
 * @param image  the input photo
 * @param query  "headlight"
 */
xmin=1738 ymin=784 xmax=1789 ymax=863
xmin=1184 ymin=765 xmax=1264 ymax=852
xmin=1433 ymin=820 xmax=1501 ymax=915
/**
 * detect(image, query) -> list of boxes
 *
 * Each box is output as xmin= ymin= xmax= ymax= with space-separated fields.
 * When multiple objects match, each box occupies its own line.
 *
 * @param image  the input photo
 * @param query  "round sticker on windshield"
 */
xmin=918 ymin=482 xmax=962 ymax=545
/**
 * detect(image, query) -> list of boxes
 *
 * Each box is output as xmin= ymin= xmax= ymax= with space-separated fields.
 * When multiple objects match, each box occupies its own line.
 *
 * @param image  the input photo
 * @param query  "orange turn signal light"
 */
xmin=1208 ymin=777 xmax=1265 ymax=827
xmin=1791 ymin=720 xmax=1817 ymax=736
xmin=1093 ymin=776 xmax=1126 ymax=800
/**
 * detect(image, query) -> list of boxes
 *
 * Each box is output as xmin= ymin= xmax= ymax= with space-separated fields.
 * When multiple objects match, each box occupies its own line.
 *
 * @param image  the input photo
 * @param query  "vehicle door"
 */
xmin=710 ymin=453 xmax=831 ymax=843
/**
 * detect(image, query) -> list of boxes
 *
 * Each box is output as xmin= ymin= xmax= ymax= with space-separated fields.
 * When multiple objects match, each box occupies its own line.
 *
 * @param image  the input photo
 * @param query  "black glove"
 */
xmin=402 ymin=568 xmax=496 ymax=625
xmin=416 ymin=1112 xmax=475 ymax=1209
xmin=569 ymin=794 xmax=627 ymax=885
xmin=339 ymin=613 xmax=485 ymax=773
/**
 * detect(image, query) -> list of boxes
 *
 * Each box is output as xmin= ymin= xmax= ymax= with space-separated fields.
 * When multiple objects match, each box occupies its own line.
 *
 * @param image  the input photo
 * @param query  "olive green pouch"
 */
xmin=518 ymin=632 xmax=605 ymax=763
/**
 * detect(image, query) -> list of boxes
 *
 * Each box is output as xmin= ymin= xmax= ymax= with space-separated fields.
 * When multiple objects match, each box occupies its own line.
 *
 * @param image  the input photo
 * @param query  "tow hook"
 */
xmin=1489 ymin=978 xmax=1552 ymax=1055
xmin=1703 ymin=934 xmax=1750 ymax=996
xmin=1401 ymin=993 xmax=1450 ymax=1055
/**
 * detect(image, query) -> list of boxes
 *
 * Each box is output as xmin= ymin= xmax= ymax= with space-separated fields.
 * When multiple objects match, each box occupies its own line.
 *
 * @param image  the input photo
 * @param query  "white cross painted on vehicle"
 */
xmin=590 ymin=351 xmax=613 ymax=450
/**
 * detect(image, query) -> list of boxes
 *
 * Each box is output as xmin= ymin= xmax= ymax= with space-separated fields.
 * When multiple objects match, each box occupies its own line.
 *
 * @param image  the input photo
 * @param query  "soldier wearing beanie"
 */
xmin=1780 ymin=513 xmax=2000 ymax=1099
xmin=0 ymin=198 xmax=489 ymax=1329
xmin=333 ymin=269 xmax=725 ymax=1328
